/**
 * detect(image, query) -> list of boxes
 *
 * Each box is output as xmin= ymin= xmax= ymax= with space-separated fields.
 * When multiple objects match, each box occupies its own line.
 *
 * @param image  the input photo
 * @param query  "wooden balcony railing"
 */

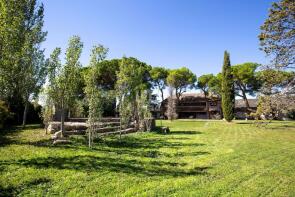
xmin=176 ymin=106 xmax=206 ymax=112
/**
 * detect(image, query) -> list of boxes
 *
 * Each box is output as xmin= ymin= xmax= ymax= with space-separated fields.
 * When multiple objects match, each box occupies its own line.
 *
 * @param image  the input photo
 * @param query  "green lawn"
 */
xmin=0 ymin=120 xmax=295 ymax=196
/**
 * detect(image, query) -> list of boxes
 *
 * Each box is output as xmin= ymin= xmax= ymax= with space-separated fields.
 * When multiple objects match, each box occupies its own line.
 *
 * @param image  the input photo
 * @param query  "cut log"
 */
xmin=48 ymin=122 xmax=87 ymax=133
xmin=67 ymin=117 xmax=120 ymax=123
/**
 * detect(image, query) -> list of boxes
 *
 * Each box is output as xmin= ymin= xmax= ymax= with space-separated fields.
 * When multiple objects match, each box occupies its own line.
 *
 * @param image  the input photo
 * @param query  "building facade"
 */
xmin=160 ymin=93 xmax=222 ymax=119
xmin=157 ymin=93 xmax=257 ymax=120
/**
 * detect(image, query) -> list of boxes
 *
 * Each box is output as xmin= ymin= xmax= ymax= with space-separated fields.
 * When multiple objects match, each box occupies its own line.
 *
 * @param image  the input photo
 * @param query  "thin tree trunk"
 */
xmin=22 ymin=98 xmax=29 ymax=128
xmin=119 ymin=116 xmax=122 ymax=141
xmin=134 ymin=97 xmax=139 ymax=131
xmin=60 ymin=100 xmax=65 ymax=138
xmin=238 ymin=83 xmax=250 ymax=110
xmin=204 ymin=94 xmax=210 ymax=119
xmin=160 ymin=89 xmax=164 ymax=103
xmin=88 ymin=123 xmax=92 ymax=148
xmin=241 ymin=90 xmax=250 ymax=110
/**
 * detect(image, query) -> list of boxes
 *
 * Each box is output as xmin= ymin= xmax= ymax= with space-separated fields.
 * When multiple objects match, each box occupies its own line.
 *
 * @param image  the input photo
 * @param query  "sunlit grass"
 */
xmin=0 ymin=120 xmax=295 ymax=196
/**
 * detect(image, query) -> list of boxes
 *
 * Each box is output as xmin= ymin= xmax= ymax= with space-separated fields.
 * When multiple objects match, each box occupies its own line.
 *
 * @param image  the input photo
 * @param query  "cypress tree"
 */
xmin=221 ymin=51 xmax=235 ymax=122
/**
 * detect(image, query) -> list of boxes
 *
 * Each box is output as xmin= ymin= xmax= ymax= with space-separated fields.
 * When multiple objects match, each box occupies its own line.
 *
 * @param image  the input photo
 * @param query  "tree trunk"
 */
xmin=60 ymin=100 xmax=65 ymax=138
xmin=133 ymin=97 xmax=139 ymax=131
xmin=22 ymin=99 xmax=29 ymax=128
xmin=88 ymin=123 xmax=92 ymax=148
xmin=205 ymin=95 xmax=210 ymax=119
xmin=241 ymin=90 xmax=250 ymax=109
xmin=160 ymin=89 xmax=164 ymax=103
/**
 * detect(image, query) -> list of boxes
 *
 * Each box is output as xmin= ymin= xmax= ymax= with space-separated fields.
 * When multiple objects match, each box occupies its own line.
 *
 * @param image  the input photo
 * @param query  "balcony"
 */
xmin=176 ymin=106 xmax=206 ymax=112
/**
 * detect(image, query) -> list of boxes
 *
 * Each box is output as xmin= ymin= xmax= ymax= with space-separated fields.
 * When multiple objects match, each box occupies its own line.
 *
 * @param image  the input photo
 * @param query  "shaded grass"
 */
xmin=0 ymin=120 xmax=295 ymax=196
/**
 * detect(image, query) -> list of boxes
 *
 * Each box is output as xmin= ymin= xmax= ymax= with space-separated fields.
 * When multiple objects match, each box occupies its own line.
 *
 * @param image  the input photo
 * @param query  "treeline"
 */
xmin=0 ymin=0 xmax=46 ymax=128
xmin=1 ymin=0 xmax=295 ymax=129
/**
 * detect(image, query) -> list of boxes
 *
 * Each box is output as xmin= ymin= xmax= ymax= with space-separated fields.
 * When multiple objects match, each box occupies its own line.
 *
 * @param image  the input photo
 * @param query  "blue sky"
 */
xmin=42 ymin=0 xmax=273 ymax=76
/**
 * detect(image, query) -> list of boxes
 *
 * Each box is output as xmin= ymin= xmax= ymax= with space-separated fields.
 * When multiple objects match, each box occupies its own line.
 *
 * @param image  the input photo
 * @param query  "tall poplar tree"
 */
xmin=0 ymin=0 xmax=47 ymax=126
xmin=20 ymin=0 xmax=47 ymax=127
xmin=47 ymin=36 xmax=83 ymax=137
xmin=221 ymin=51 xmax=235 ymax=122
xmin=84 ymin=45 xmax=108 ymax=148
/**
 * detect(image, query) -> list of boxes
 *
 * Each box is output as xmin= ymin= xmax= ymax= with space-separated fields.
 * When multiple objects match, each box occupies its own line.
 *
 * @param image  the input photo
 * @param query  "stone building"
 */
xmin=160 ymin=93 xmax=222 ymax=119
xmin=157 ymin=93 xmax=258 ymax=120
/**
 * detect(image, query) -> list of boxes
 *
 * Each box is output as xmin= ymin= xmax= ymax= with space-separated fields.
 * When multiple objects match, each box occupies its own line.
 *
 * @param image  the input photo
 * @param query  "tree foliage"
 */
xmin=197 ymin=74 xmax=214 ymax=98
xmin=150 ymin=66 xmax=168 ymax=102
xmin=166 ymin=67 xmax=197 ymax=101
xmin=259 ymin=0 xmax=295 ymax=68
xmin=232 ymin=63 xmax=260 ymax=109
xmin=116 ymin=57 xmax=151 ymax=130
xmin=0 ymin=100 xmax=10 ymax=129
xmin=208 ymin=73 xmax=222 ymax=97
xmin=221 ymin=51 xmax=235 ymax=122
xmin=257 ymin=69 xmax=294 ymax=95
xmin=0 ymin=0 xmax=47 ymax=126
xmin=46 ymin=36 xmax=83 ymax=136
xmin=84 ymin=45 xmax=109 ymax=148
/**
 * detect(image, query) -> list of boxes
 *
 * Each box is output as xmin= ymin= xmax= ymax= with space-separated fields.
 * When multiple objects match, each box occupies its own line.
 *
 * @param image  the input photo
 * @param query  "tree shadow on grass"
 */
xmin=100 ymin=136 xmax=206 ymax=149
xmin=0 ymin=127 xmax=22 ymax=147
xmin=90 ymin=146 xmax=210 ymax=159
xmin=170 ymin=130 xmax=203 ymax=135
xmin=15 ymin=132 xmax=208 ymax=160
xmin=153 ymin=126 xmax=203 ymax=135
xmin=0 ymin=155 xmax=210 ymax=177
xmin=0 ymin=177 xmax=51 ymax=197
xmin=0 ymin=125 xmax=42 ymax=147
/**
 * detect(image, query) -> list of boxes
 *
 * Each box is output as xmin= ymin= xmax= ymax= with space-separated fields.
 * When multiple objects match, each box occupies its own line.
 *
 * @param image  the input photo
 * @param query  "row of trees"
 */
xmin=0 ymin=0 xmax=294 ymax=129
xmin=0 ymin=0 xmax=47 ymax=127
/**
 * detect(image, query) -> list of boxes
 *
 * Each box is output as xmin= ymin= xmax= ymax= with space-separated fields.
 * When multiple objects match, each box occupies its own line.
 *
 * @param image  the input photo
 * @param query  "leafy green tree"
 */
xmin=208 ymin=73 xmax=222 ymax=97
xmin=166 ymin=67 xmax=197 ymax=101
xmin=197 ymin=74 xmax=214 ymax=98
xmin=47 ymin=36 xmax=83 ymax=136
xmin=150 ymin=66 xmax=169 ymax=102
xmin=84 ymin=45 xmax=108 ymax=148
xmin=0 ymin=100 xmax=10 ymax=129
xmin=0 ymin=0 xmax=47 ymax=126
xmin=257 ymin=69 xmax=294 ymax=95
xmin=221 ymin=51 xmax=235 ymax=122
xmin=20 ymin=0 xmax=47 ymax=127
xmin=90 ymin=59 xmax=120 ymax=117
xmin=137 ymin=90 xmax=153 ymax=131
xmin=232 ymin=63 xmax=261 ymax=110
xmin=116 ymin=57 xmax=151 ymax=130
xmin=92 ymin=59 xmax=120 ymax=90
xmin=259 ymin=0 xmax=295 ymax=69
xmin=197 ymin=74 xmax=215 ymax=119
xmin=0 ymin=0 xmax=25 ymax=100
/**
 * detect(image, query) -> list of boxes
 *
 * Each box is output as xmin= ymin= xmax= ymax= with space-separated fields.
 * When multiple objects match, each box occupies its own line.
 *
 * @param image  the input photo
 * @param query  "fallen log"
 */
xmin=48 ymin=122 xmax=87 ymax=133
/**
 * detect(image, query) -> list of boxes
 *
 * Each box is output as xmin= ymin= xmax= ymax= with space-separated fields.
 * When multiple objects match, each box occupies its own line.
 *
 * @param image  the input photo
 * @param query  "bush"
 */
xmin=287 ymin=110 xmax=295 ymax=120
xmin=0 ymin=100 xmax=10 ymax=128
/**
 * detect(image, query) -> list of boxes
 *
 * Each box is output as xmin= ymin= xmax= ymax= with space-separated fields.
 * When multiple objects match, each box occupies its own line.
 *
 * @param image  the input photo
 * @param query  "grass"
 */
xmin=0 ymin=120 xmax=295 ymax=196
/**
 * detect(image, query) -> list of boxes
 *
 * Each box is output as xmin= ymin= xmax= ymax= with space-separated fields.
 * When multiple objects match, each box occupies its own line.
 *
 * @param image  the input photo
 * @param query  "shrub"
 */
xmin=287 ymin=110 xmax=295 ymax=120
xmin=0 ymin=100 xmax=10 ymax=128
